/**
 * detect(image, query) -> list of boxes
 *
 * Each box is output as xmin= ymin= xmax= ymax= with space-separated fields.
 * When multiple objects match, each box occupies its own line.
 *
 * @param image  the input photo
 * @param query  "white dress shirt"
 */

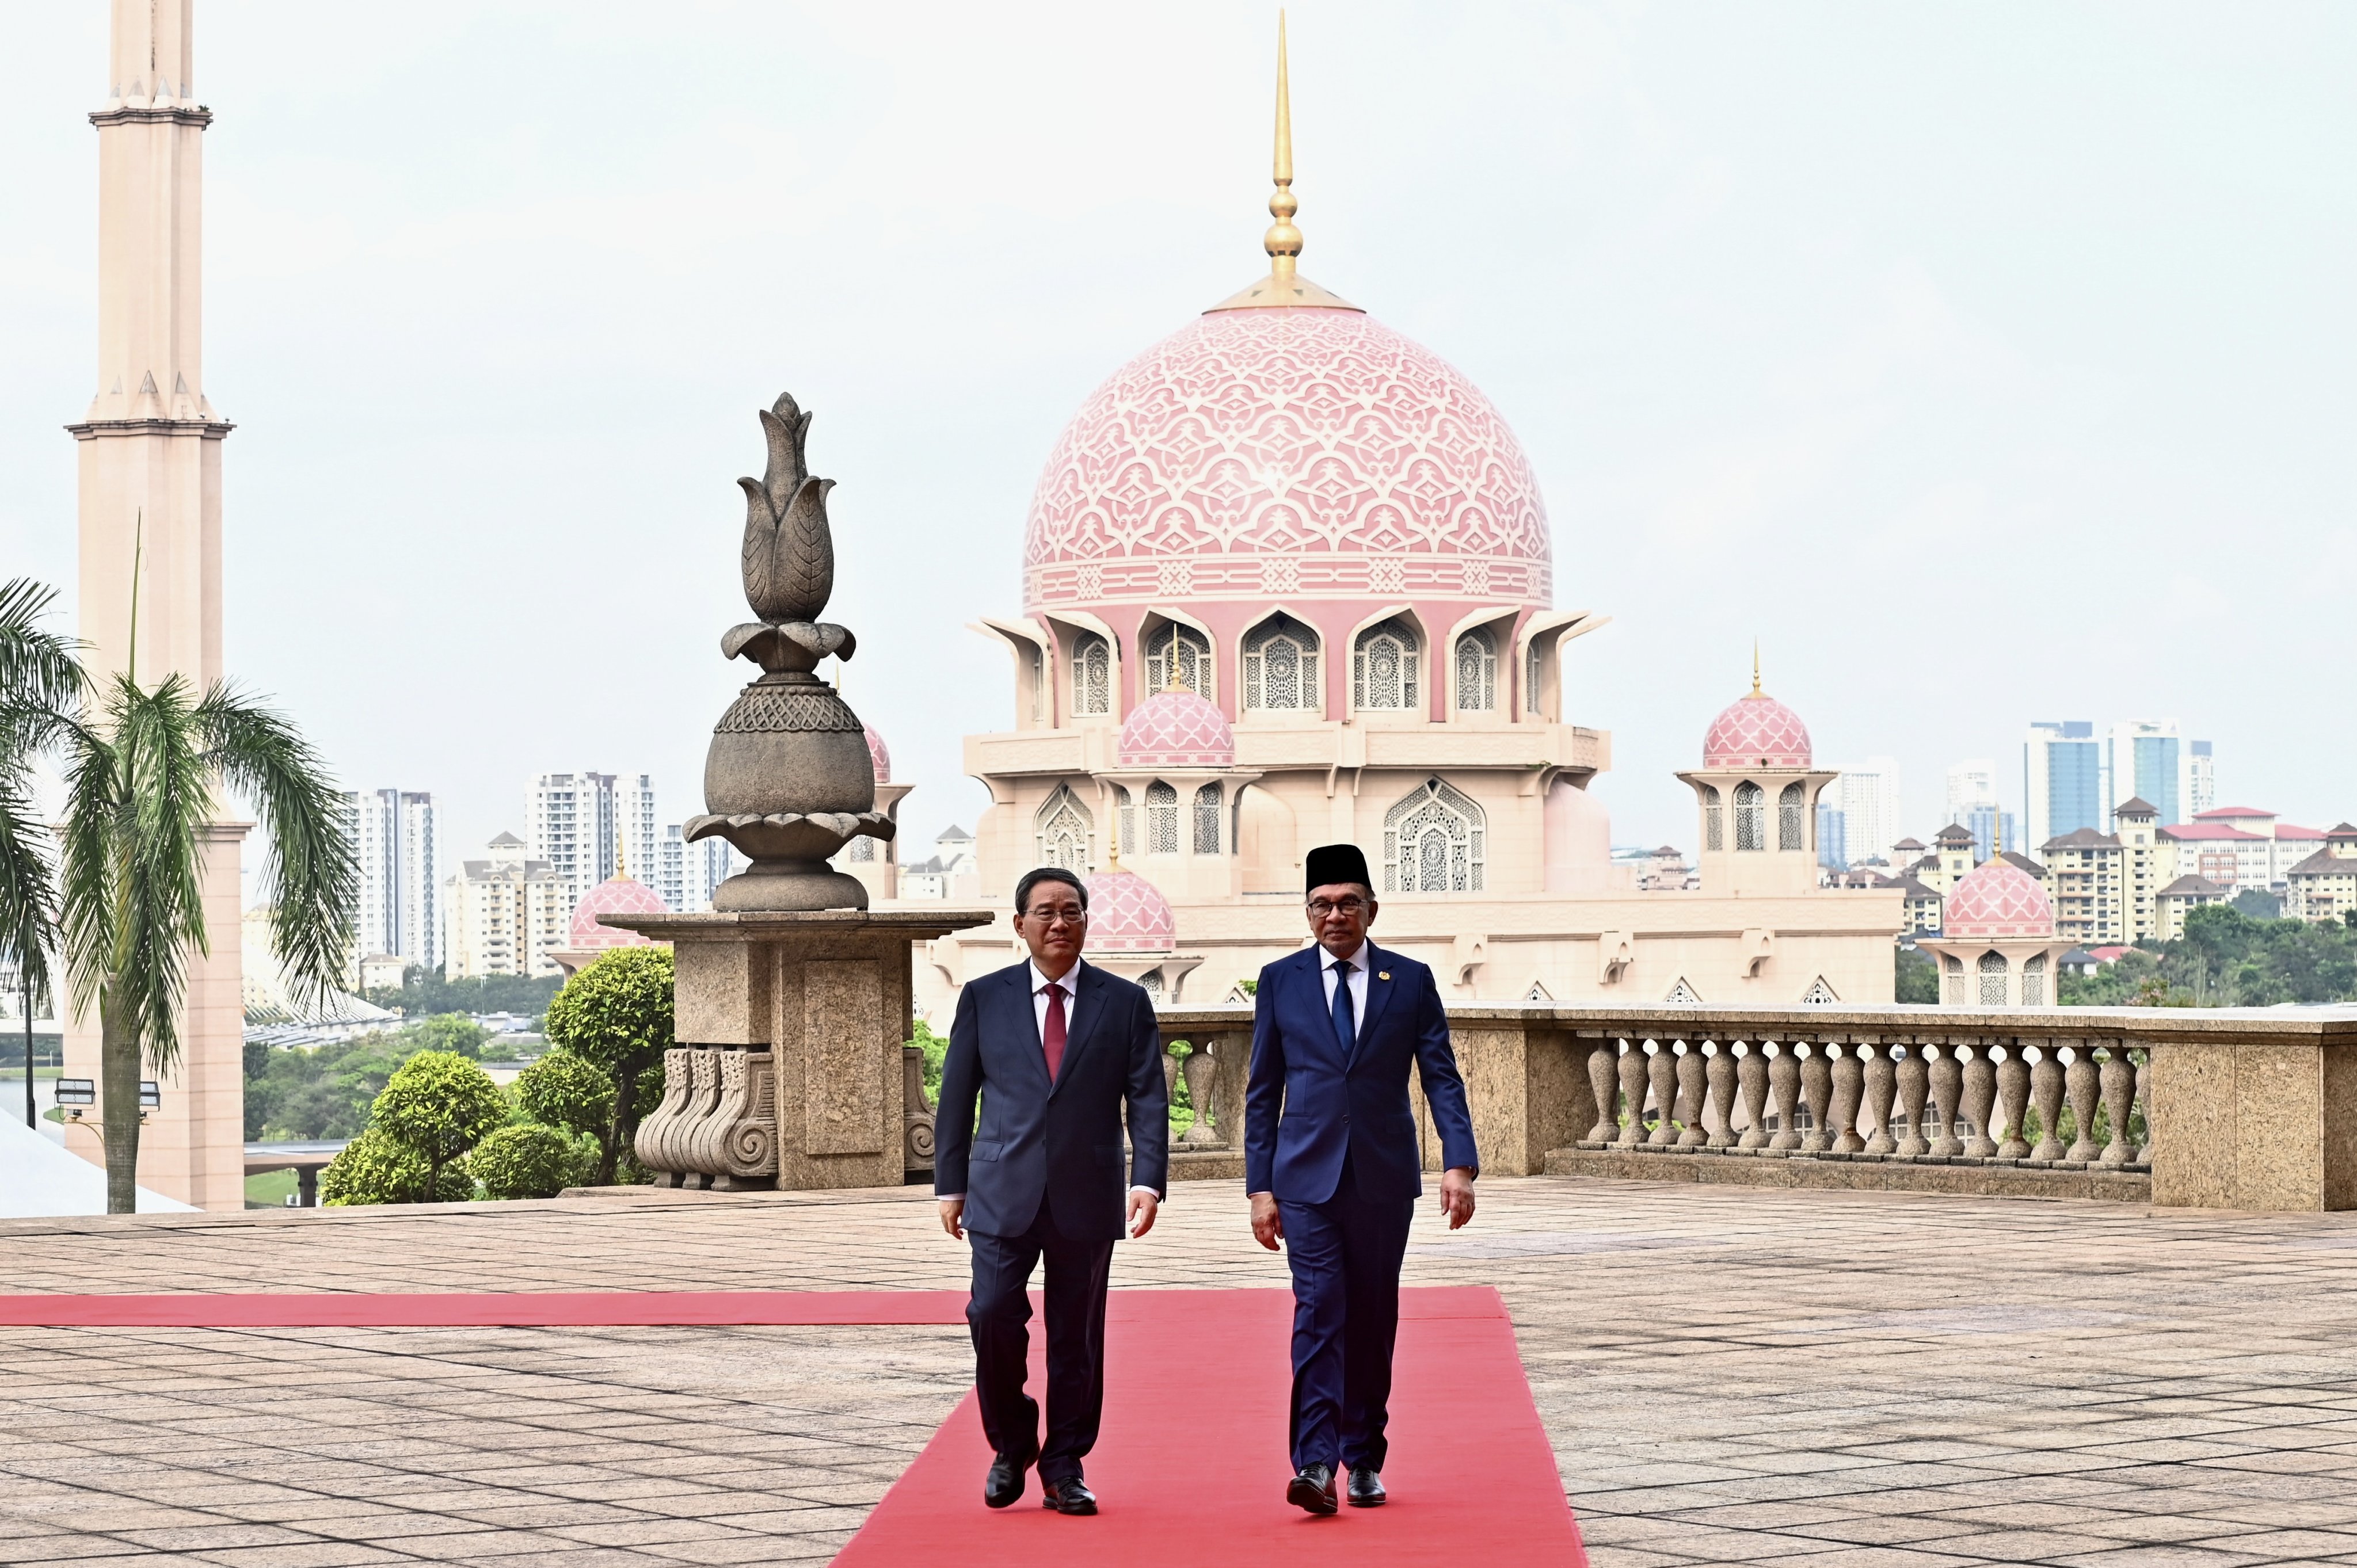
xmin=939 ymin=956 xmax=1156 ymax=1202
xmin=1320 ymin=941 xmax=1371 ymax=1038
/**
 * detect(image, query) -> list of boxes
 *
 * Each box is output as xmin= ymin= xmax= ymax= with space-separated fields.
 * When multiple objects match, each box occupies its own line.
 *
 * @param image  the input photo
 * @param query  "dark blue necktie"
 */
xmin=1330 ymin=957 xmax=1355 ymax=1053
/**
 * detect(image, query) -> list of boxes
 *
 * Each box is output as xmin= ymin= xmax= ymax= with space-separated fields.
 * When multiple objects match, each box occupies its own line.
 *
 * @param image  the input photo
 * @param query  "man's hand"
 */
xmin=938 ymin=1197 xmax=965 ymax=1241
xmin=1127 ymin=1190 xmax=1160 ymax=1239
xmin=1250 ymin=1191 xmax=1284 ymax=1251
xmin=1440 ymin=1168 xmax=1476 ymax=1230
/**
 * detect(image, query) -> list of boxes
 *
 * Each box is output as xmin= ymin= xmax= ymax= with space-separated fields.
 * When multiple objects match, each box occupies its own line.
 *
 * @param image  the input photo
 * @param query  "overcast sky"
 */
xmin=3 ymin=2 xmax=2353 ymax=882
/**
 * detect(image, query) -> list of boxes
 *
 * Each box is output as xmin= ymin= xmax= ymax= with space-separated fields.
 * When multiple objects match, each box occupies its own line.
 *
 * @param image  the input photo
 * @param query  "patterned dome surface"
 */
xmin=1703 ymin=692 xmax=1813 ymax=769
xmin=1116 ymin=690 xmax=1235 ymax=769
xmin=1022 ymin=307 xmax=1551 ymax=614
xmin=1083 ymin=869 xmax=1176 ymax=953
xmin=863 ymin=723 xmax=891 ymax=785
xmin=568 ymin=875 xmax=666 ymax=949
xmin=1945 ymin=859 xmax=2057 ymax=940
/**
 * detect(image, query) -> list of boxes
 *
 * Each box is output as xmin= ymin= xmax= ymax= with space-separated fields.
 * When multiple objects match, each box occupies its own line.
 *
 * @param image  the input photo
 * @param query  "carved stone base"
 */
xmin=606 ymin=908 xmax=992 ymax=1191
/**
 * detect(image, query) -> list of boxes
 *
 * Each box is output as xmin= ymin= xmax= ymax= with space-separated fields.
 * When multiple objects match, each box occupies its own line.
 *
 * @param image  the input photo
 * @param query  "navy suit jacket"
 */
xmin=934 ymin=959 xmax=1170 ymax=1242
xmin=1244 ymin=941 xmax=1479 ymax=1205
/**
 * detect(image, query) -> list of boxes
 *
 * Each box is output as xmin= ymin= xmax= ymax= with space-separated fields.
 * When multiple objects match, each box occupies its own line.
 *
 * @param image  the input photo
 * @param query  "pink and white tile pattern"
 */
xmin=1083 ymin=869 xmax=1177 ymax=953
xmin=1702 ymin=694 xmax=1814 ymax=769
xmin=1116 ymin=691 xmax=1236 ymax=770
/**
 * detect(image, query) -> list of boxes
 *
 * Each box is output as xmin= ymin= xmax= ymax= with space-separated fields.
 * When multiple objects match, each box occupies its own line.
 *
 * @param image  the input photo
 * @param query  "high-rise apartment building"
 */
xmin=1963 ymin=803 xmax=2017 ymax=863
xmin=653 ymin=826 xmax=738 ymax=913
xmin=1945 ymin=760 xmax=1996 ymax=830
xmin=2107 ymin=720 xmax=2180 ymax=829
xmin=619 ymin=773 xmax=660 ymax=887
xmin=1823 ymin=758 xmax=1901 ymax=867
xmin=342 ymin=789 xmax=436 ymax=974
xmin=528 ymin=772 xmax=617 ymax=909
xmin=2183 ymin=740 xmax=2216 ymax=818
xmin=1815 ymin=803 xmax=1846 ymax=871
xmin=2024 ymin=722 xmax=2102 ymax=851
xmin=444 ymin=833 xmax=572 ymax=978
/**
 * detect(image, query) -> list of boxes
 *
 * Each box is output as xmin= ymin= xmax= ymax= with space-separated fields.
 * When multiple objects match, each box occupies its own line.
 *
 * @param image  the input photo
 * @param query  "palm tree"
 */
xmin=0 ymin=580 xmax=87 ymax=1134
xmin=56 ymin=666 xmax=356 ymax=1213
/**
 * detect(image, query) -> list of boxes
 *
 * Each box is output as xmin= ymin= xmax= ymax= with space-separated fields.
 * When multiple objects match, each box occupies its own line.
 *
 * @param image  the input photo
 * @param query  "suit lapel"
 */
xmin=1351 ymin=941 xmax=1397 ymax=1066
xmin=1048 ymin=962 xmax=1104 ymax=1097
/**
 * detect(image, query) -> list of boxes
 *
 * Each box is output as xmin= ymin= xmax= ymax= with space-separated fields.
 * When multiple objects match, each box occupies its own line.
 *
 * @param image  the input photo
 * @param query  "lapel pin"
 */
xmin=1379 ymin=971 xmax=1391 ymax=981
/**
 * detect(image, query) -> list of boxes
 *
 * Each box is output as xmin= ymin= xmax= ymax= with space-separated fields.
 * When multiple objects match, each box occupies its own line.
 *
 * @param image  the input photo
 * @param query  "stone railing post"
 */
xmin=1646 ymin=1040 xmax=1680 ymax=1147
xmin=1861 ymin=1041 xmax=1897 ymax=1156
xmin=1798 ymin=1042 xmax=1833 ymax=1155
xmin=1674 ymin=1040 xmax=1708 ymax=1149
xmin=1894 ymin=1042 xmax=1929 ymax=1158
xmin=2029 ymin=1044 xmax=2066 ymax=1161
xmin=1737 ymin=1041 xmax=1770 ymax=1150
xmin=1767 ymin=1042 xmax=1802 ymax=1153
xmin=1616 ymin=1040 xmax=1648 ymax=1149
xmin=2097 ymin=1041 xmax=2136 ymax=1167
xmin=1829 ymin=1041 xmax=1865 ymax=1155
xmin=2063 ymin=1044 xmax=2102 ymax=1163
xmin=1960 ymin=1040 xmax=1998 ymax=1160
xmin=1181 ymin=1036 xmax=1226 ymax=1147
xmin=1703 ymin=1041 xmax=1737 ymax=1149
xmin=1995 ymin=1041 xmax=2031 ymax=1160
xmin=1927 ymin=1041 xmax=1964 ymax=1158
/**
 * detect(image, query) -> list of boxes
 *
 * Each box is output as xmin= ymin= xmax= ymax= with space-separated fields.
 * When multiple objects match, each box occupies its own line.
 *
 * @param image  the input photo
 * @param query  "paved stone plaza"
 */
xmin=7 ymin=1176 xmax=2357 ymax=1565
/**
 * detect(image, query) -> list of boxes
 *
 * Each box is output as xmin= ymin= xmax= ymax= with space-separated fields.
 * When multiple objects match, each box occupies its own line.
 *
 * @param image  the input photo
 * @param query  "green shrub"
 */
xmin=544 ymin=948 xmax=674 ymax=1185
xmin=319 ymin=1126 xmax=469 ymax=1205
xmin=516 ymin=1051 xmax=617 ymax=1140
xmin=370 ymin=1050 xmax=507 ymax=1195
xmin=471 ymin=1123 xmax=591 ymax=1200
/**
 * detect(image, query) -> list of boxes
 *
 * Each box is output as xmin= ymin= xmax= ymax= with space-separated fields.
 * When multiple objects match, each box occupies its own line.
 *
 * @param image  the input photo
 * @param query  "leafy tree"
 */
xmin=515 ymin=1050 xmax=619 ymax=1170
xmin=542 ymin=947 xmax=673 ymax=1185
xmin=405 ymin=1013 xmax=492 ymax=1059
xmin=0 ymin=581 xmax=82 ymax=1135
xmin=470 ymin=1123 xmax=589 ymax=1200
xmin=364 ymin=965 xmax=562 ymax=1021
xmin=1894 ymin=947 xmax=1939 ymax=1004
xmin=57 ymin=647 xmax=356 ymax=1211
xmin=319 ymin=1125 xmax=470 ymax=1205
xmin=368 ymin=1050 xmax=506 ymax=1198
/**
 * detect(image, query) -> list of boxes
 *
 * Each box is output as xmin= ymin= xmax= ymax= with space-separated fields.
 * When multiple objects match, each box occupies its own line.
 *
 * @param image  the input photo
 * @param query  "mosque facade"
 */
xmin=886 ymin=41 xmax=1903 ymax=1021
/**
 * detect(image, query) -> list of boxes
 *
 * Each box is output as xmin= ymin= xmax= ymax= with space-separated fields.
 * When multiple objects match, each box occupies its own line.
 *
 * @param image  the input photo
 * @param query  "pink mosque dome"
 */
xmin=1116 ymin=689 xmax=1235 ymax=769
xmin=1702 ymin=687 xmax=1813 ymax=770
xmin=1020 ymin=306 xmax=1552 ymax=625
xmin=1082 ymin=868 xmax=1177 ymax=953
xmin=863 ymin=723 xmax=891 ymax=784
xmin=1944 ymin=858 xmax=2058 ymax=941
xmin=568 ymin=875 xmax=667 ymax=951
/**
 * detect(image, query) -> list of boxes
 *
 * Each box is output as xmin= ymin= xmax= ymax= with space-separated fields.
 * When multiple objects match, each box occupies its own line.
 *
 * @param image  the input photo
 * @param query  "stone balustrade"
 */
xmin=1150 ymin=1000 xmax=2357 ymax=1211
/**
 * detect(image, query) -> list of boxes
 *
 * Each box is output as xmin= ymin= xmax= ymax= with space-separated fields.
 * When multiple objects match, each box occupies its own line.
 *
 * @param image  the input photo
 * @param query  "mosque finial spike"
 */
xmin=1751 ymin=639 xmax=1762 ymax=697
xmin=1264 ymin=10 xmax=1301 ymax=284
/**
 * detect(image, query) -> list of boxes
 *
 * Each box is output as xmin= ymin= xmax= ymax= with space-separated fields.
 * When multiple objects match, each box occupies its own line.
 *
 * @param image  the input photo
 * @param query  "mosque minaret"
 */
xmin=891 ymin=26 xmax=1905 ymax=1018
xmin=62 ymin=0 xmax=247 ymax=1210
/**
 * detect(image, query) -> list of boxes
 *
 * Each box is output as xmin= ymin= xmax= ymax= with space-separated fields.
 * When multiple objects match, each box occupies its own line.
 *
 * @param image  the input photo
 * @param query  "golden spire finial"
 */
xmin=1751 ymin=639 xmax=1763 ymax=697
xmin=1263 ymin=10 xmax=1301 ymax=284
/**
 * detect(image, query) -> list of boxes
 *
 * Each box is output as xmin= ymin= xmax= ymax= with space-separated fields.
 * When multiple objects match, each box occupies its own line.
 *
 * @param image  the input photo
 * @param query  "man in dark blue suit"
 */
xmin=936 ymin=865 xmax=1169 ymax=1517
xmin=1246 ymin=842 xmax=1479 ymax=1514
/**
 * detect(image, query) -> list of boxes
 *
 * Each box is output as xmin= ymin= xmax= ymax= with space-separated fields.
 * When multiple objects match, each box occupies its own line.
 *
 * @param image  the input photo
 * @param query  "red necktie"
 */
xmin=1042 ymin=981 xmax=1068 ymax=1082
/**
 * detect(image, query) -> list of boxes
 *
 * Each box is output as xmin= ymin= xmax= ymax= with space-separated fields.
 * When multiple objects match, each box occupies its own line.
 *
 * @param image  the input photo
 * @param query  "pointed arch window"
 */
xmin=1704 ymin=785 xmax=1723 ymax=852
xmin=2021 ymin=952 xmax=2048 ymax=1007
xmin=1454 ymin=626 xmax=1498 ymax=712
xmin=1382 ymin=776 xmax=1485 ymax=893
xmin=1072 ymin=634 xmax=1111 ymax=717
xmin=1144 ymin=623 xmax=1210 ymax=699
xmin=1353 ymin=617 xmax=1421 ymax=712
xmin=1526 ymin=642 xmax=1544 ymax=718
xmin=1243 ymin=614 xmax=1320 ymax=712
xmin=1943 ymin=952 xmax=1964 ymax=1004
xmin=1026 ymin=645 xmax=1045 ymax=723
xmin=1145 ymin=781 xmax=1179 ymax=854
xmin=1114 ymin=785 xmax=1135 ymax=859
xmin=1978 ymin=949 xmax=2009 ymax=1006
xmin=1036 ymin=785 xmax=1094 ymax=872
xmin=1778 ymin=781 xmax=1806 ymax=852
xmin=1193 ymin=783 xmax=1223 ymax=854
xmin=1734 ymin=782 xmax=1765 ymax=852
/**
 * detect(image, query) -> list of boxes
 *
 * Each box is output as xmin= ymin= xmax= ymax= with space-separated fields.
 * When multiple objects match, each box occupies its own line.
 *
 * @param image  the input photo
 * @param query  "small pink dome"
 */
xmin=863 ymin=723 xmax=891 ymax=784
xmin=1082 ymin=869 xmax=1176 ymax=953
xmin=1944 ymin=859 xmax=2056 ymax=941
xmin=1702 ymin=692 xmax=1813 ymax=769
xmin=1116 ymin=690 xmax=1235 ymax=770
xmin=569 ymin=875 xmax=667 ymax=949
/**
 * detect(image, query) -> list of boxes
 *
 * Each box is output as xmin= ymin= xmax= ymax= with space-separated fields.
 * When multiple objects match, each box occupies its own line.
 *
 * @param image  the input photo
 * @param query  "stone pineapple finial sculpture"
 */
xmin=686 ymin=392 xmax=892 ymax=910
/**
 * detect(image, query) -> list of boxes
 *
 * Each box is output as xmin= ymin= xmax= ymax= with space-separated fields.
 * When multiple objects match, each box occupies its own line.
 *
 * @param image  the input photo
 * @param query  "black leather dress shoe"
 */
xmin=1286 ymin=1463 xmax=1338 ymax=1516
xmin=983 ymin=1448 xmax=1034 ymax=1509
xmin=1039 ymin=1474 xmax=1098 ymax=1514
xmin=1347 ymin=1467 xmax=1385 ymax=1507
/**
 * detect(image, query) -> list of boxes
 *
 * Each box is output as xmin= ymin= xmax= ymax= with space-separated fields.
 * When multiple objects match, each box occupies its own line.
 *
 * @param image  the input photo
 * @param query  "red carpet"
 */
xmin=0 ymin=1290 xmax=971 ymax=1329
xmin=834 ymin=1286 xmax=1586 ymax=1567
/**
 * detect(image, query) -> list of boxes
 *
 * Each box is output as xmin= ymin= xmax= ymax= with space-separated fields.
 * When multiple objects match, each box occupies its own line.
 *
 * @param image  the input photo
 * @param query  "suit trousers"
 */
xmin=1278 ymin=1155 xmax=1417 ymax=1472
xmin=965 ymin=1196 xmax=1115 ymax=1483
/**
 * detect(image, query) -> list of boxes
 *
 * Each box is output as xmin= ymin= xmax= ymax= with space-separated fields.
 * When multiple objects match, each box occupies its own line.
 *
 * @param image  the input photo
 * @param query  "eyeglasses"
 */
xmin=1307 ymin=897 xmax=1369 ymax=918
xmin=1023 ymin=906 xmax=1087 ymax=927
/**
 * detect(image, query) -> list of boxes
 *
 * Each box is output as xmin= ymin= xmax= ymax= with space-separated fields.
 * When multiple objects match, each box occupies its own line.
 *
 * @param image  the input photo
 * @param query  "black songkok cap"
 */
xmin=1305 ymin=842 xmax=1373 ymax=894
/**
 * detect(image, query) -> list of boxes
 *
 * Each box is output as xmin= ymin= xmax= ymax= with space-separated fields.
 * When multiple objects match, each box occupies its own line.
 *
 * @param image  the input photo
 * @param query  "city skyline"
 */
xmin=5 ymin=5 xmax=2355 ymax=878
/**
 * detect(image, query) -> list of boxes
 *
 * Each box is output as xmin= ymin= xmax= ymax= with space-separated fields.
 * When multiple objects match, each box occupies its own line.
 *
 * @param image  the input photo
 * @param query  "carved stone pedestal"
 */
xmin=606 ymin=909 xmax=992 ymax=1191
